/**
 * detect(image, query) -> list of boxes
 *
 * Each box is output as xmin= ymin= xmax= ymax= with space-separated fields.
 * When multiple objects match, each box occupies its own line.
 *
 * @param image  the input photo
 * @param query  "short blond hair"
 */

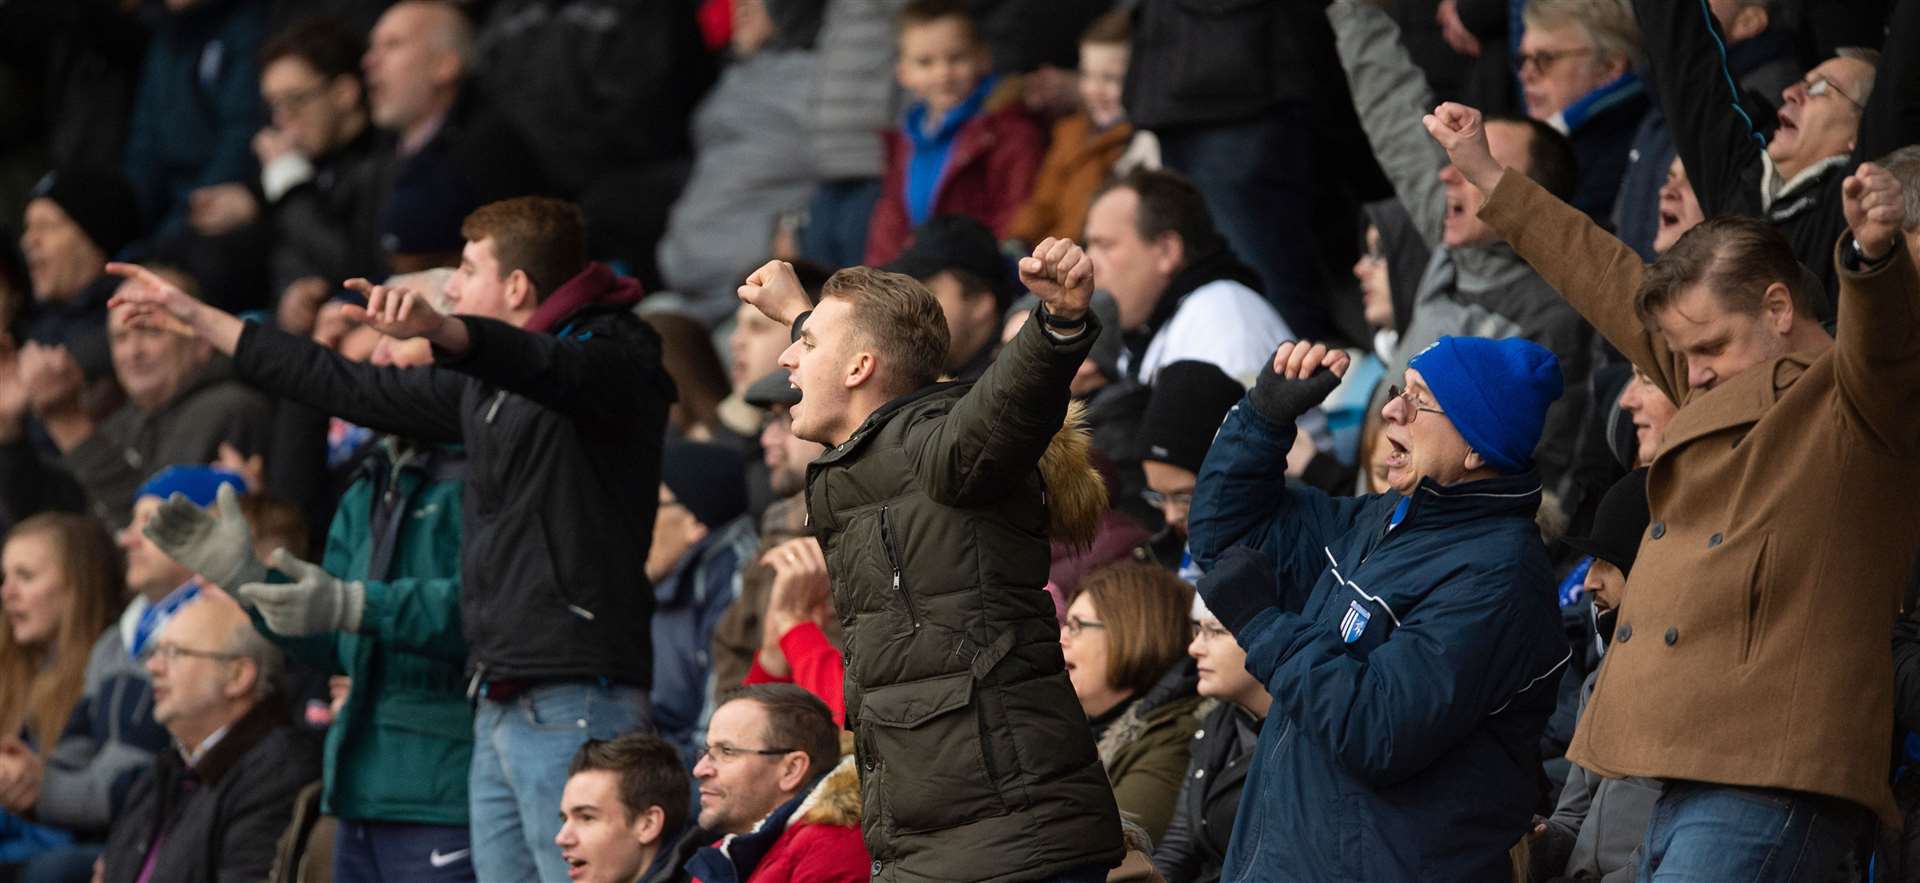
xmin=821 ymin=267 xmax=950 ymax=396
xmin=1524 ymin=0 xmax=1645 ymax=69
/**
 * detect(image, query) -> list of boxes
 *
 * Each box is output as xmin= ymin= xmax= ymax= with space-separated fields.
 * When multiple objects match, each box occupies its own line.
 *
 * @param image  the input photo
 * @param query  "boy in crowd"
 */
xmin=1007 ymin=11 xmax=1142 ymax=248
xmin=863 ymin=0 xmax=1044 ymax=265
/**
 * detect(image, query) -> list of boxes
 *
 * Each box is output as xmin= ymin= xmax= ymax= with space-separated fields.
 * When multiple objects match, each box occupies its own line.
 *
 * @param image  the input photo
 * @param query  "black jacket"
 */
xmin=1636 ymin=0 xmax=1920 ymax=308
xmin=232 ymin=263 xmax=674 ymax=684
xmin=267 ymin=124 xmax=389 ymax=293
xmin=101 ymin=699 xmax=321 ymax=883
xmin=804 ymin=308 xmax=1124 ymax=882
xmin=1152 ymin=701 xmax=1261 ymax=883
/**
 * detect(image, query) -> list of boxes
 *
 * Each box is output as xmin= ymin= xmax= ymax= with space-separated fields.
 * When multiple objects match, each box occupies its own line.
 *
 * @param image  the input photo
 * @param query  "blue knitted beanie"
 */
xmin=1409 ymin=336 xmax=1563 ymax=474
xmin=135 ymin=466 xmax=247 ymax=507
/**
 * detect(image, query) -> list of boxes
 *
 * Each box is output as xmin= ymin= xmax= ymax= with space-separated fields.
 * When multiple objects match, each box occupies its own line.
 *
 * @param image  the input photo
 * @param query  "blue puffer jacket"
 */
xmin=1188 ymin=400 xmax=1569 ymax=882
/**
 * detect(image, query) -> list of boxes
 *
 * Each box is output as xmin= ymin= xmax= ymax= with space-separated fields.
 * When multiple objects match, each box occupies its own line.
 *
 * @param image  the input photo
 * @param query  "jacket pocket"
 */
xmin=878 ymin=506 xmax=921 ymax=633
xmin=859 ymin=671 xmax=1008 ymax=834
xmin=1739 ymin=532 xmax=1776 ymax=665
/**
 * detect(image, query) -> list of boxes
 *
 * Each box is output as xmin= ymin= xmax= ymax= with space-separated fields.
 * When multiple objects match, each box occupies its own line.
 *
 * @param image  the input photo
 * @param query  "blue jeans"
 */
xmin=1637 ymin=781 xmax=1868 ymax=882
xmin=1158 ymin=102 xmax=1331 ymax=341
xmin=801 ymin=178 xmax=882 ymax=269
xmin=335 ymin=820 xmax=477 ymax=883
xmin=469 ymin=682 xmax=651 ymax=883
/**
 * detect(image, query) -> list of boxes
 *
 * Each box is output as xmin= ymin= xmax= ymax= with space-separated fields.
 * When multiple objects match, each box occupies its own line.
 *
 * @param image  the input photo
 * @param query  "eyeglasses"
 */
xmin=1193 ymin=620 xmax=1234 ymax=641
xmin=1386 ymin=384 xmax=1447 ymax=425
xmin=1062 ymin=616 xmax=1106 ymax=638
xmin=1140 ymin=488 xmax=1194 ymax=509
xmin=1800 ymin=76 xmax=1863 ymax=109
xmin=264 ymin=84 xmax=329 ymax=117
xmin=1514 ymin=47 xmax=1594 ymax=76
xmin=140 ymin=642 xmax=243 ymax=665
xmin=698 ymin=742 xmax=800 ymax=765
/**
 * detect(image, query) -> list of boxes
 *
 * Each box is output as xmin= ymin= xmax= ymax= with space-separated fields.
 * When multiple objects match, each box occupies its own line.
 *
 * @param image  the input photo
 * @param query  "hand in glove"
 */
xmin=237 ymin=548 xmax=365 ymax=636
xmin=1195 ymin=545 xmax=1280 ymax=637
xmin=1248 ymin=340 xmax=1350 ymax=426
xmin=143 ymin=482 xmax=264 ymax=589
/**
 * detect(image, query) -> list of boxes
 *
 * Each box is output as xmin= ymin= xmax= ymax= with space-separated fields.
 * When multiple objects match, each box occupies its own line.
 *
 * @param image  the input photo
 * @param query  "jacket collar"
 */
xmin=813 ymin=381 xmax=968 ymax=469
xmin=162 ymin=697 xmax=284 ymax=788
xmin=1660 ymin=346 xmax=1827 ymax=455
xmin=685 ymin=756 xmax=857 ymax=883
xmin=525 ymin=262 xmax=644 ymax=335
xmin=1124 ymin=249 xmax=1263 ymax=373
xmin=1397 ymin=471 xmax=1545 ymax=528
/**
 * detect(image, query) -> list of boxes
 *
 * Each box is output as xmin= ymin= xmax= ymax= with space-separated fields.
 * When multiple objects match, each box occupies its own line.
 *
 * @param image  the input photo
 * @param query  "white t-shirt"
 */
xmin=1123 ymin=278 xmax=1296 ymax=387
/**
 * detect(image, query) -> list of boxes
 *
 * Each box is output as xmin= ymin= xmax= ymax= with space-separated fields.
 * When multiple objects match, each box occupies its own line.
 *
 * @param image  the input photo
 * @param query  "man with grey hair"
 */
xmin=1514 ymin=0 xmax=1650 ymax=219
xmin=98 ymin=589 xmax=319 ymax=883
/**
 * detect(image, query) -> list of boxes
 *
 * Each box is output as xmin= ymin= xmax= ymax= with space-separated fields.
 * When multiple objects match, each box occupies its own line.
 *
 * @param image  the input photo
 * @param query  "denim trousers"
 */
xmin=1637 ymin=780 xmax=1869 ymax=882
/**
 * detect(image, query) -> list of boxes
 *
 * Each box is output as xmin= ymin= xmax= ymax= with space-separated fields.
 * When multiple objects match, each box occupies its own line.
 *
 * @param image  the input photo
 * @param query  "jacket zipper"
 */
xmin=879 ymin=506 xmax=921 ymax=630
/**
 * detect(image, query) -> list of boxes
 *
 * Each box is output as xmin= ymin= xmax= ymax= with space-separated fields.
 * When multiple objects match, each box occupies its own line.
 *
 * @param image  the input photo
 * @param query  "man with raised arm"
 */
xmin=106 ymin=196 xmax=673 ymax=883
xmin=1429 ymin=100 xmax=1920 ymax=880
xmin=732 ymin=240 xmax=1123 ymax=882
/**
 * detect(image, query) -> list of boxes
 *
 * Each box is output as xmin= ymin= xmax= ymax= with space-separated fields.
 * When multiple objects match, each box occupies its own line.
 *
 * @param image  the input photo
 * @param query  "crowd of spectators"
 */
xmin=0 ymin=0 xmax=1917 ymax=881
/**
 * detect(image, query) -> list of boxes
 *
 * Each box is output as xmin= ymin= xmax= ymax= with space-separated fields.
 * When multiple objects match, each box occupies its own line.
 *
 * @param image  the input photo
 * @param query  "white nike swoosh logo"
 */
xmin=428 ymin=848 xmax=471 ymax=868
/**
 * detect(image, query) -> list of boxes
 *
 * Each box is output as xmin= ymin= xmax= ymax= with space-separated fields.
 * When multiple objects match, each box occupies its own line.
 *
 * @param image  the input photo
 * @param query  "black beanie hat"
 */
xmin=1139 ymin=361 xmax=1246 ymax=474
xmin=1563 ymin=469 xmax=1651 ymax=576
xmin=662 ymin=440 xmax=749 ymax=529
xmin=28 ymin=167 xmax=140 ymax=259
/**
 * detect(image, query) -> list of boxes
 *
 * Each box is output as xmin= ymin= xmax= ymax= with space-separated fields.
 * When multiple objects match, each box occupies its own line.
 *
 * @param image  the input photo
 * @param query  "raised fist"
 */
xmin=1018 ymin=237 xmax=1095 ymax=321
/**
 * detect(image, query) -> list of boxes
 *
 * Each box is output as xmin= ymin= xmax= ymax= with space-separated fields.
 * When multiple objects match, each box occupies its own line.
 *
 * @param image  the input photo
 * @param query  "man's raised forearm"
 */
xmin=184 ymin=299 xmax=248 ymax=356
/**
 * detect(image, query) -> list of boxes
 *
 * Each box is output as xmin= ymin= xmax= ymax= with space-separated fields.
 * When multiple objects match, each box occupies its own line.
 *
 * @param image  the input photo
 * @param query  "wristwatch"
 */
xmin=1847 ymin=236 xmax=1896 ymax=271
xmin=1037 ymin=304 xmax=1087 ymax=329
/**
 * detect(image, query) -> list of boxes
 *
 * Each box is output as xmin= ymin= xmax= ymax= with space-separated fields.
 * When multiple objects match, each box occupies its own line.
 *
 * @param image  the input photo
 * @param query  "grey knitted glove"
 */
xmin=143 ymin=482 xmax=265 ymax=589
xmin=237 ymin=549 xmax=366 ymax=636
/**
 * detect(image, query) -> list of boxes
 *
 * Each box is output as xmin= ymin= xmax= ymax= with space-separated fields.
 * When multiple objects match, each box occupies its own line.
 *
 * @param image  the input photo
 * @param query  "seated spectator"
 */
xmin=863 ymin=0 xmax=1044 ymax=265
xmin=1083 ymin=169 xmax=1295 ymax=387
xmin=1529 ymin=469 xmax=1657 ymax=883
xmin=1006 ymin=11 xmax=1138 ymax=247
xmin=556 ymin=733 xmax=692 ymax=883
xmin=0 ymin=267 xmax=273 ymax=527
xmin=99 ymin=589 xmax=319 ymax=883
xmin=1060 ymin=563 xmax=1201 ymax=843
xmin=0 ymin=514 xmax=124 ymax=870
xmin=1151 ymin=592 xmax=1277 ymax=883
xmin=18 ymin=168 xmax=140 ymax=389
xmin=657 ymin=0 xmax=821 ymax=324
xmin=255 ymin=16 xmax=389 ymax=315
xmin=686 ymin=686 xmax=867 ymax=883
xmin=883 ymin=215 xmax=1020 ymax=380
xmin=0 ymin=468 xmax=244 ymax=881
xmin=1515 ymin=0 xmax=1649 ymax=220
xmin=1188 ymin=337 xmax=1569 ymax=880
xmin=649 ymin=441 xmax=759 ymax=766
xmin=363 ymin=1 xmax=547 ymax=272
xmin=1137 ymin=361 xmax=1248 ymax=573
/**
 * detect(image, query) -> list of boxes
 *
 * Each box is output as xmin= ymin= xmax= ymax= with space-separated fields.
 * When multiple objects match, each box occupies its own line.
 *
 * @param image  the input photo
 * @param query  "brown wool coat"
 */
xmin=1006 ymin=114 xmax=1133 ymax=246
xmin=1481 ymin=172 xmax=1920 ymax=824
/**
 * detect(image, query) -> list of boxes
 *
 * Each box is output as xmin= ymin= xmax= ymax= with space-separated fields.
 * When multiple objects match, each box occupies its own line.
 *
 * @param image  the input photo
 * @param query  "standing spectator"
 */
xmin=0 ymin=267 xmax=273 ymax=528
xmin=362 ymin=1 xmax=547 ymax=273
xmin=733 ymin=242 xmax=1124 ymax=880
xmin=1059 ymin=563 xmax=1200 ymax=843
xmin=107 ymin=196 xmax=674 ymax=883
xmin=0 ymin=514 xmax=124 ymax=870
xmin=863 ymin=0 xmax=1045 ymax=265
xmin=99 ymin=590 xmax=320 ymax=883
xmin=649 ymin=441 xmax=758 ymax=767
xmin=684 ymin=686 xmax=867 ymax=883
xmin=1007 ymin=11 xmax=1140 ymax=248
xmin=1151 ymin=592 xmax=1278 ymax=883
xmin=1434 ymin=102 xmax=1920 ymax=879
xmin=883 ymin=215 xmax=1021 ymax=380
xmin=255 ymin=17 xmax=389 ymax=315
xmin=1631 ymin=0 xmax=1920 ymax=301
xmin=1330 ymin=0 xmax=1596 ymax=523
xmin=555 ymin=734 xmax=691 ymax=883
xmin=658 ymin=0 xmax=821 ymax=324
xmin=1515 ymin=0 xmax=1650 ymax=220
xmin=801 ymin=0 xmax=908 ymax=269
xmin=1082 ymin=169 xmax=1295 ymax=387
xmin=1125 ymin=0 xmax=1387 ymax=342
xmin=1187 ymin=337 xmax=1569 ymax=880
xmin=17 ymin=168 xmax=140 ymax=387
xmin=1137 ymin=360 xmax=1252 ymax=565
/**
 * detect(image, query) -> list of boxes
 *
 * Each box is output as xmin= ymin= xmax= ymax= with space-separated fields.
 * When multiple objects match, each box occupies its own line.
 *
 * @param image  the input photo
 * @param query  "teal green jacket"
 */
xmin=254 ymin=440 xmax=471 ymax=825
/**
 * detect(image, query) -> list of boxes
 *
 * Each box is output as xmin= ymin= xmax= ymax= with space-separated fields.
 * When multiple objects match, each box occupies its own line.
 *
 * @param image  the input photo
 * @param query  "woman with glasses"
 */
xmin=0 ymin=515 xmax=125 ymax=871
xmin=1059 ymin=563 xmax=1201 ymax=844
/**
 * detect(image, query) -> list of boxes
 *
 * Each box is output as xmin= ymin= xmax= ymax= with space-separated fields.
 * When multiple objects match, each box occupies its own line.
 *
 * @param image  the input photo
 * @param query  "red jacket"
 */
xmin=691 ymin=756 xmax=869 ymax=883
xmin=863 ymin=103 xmax=1045 ymax=266
xmin=745 ymin=622 xmax=845 ymax=726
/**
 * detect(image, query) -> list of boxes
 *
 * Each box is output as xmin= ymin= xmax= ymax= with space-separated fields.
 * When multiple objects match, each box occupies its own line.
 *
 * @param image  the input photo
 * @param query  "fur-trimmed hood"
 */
xmin=794 ymin=754 xmax=861 ymax=828
xmin=1041 ymin=398 xmax=1108 ymax=549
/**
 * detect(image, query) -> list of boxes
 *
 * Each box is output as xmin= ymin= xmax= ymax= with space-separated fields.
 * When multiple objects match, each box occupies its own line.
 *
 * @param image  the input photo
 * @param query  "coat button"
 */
xmin=1616 ymin=624 xmax=1633 ymax=643
xmin=1193 ymin=729 xmax=1206 ymax=740
xmin=1708 ymin=533 xmax=1723 ymax=548
xmin=1665 ymin=627 xmax=1678 ymax=645
xmin=872 ymin=861 xmax=883 ymax=875
xmin=1194 ymin=768 xmax=1206 ymax=779
xmin=1650 ymin=522 xmax=1666 ymax=539
xmin=864 ymin=758 xmax=876 ymax=772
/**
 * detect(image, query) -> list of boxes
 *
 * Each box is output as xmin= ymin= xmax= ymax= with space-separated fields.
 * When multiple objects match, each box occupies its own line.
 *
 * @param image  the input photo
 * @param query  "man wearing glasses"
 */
xmin=1186 ymin=335 xmax=1571 ymax=881
xmin=683 ymin=686 xmax=867 ymax=883
xmin=99 ymin=590 xmax=319 ymax=883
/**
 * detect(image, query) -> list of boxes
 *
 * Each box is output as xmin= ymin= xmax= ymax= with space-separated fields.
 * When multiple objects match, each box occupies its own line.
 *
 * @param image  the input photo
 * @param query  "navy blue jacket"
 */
xmin=1188 ymin=400 xmax=1568 ymax=882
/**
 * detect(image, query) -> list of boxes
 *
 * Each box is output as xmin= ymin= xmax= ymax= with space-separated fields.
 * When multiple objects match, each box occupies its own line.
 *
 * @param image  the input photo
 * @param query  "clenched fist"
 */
xmin=1018 ymin=237 xmax=1095 ymax=321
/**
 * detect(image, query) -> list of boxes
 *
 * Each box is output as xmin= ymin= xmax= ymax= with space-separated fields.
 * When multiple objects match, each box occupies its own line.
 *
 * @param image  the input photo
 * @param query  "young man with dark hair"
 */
xmin=1433 ymin=98 xmax=1920 ymax=881
xmin=735 ymin=238 xmax=1123 ymax=881
xmin=107 ymin=195 xmax=674 ymax=883
xmin=557 ymin=733 xmax=690 ymax=883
